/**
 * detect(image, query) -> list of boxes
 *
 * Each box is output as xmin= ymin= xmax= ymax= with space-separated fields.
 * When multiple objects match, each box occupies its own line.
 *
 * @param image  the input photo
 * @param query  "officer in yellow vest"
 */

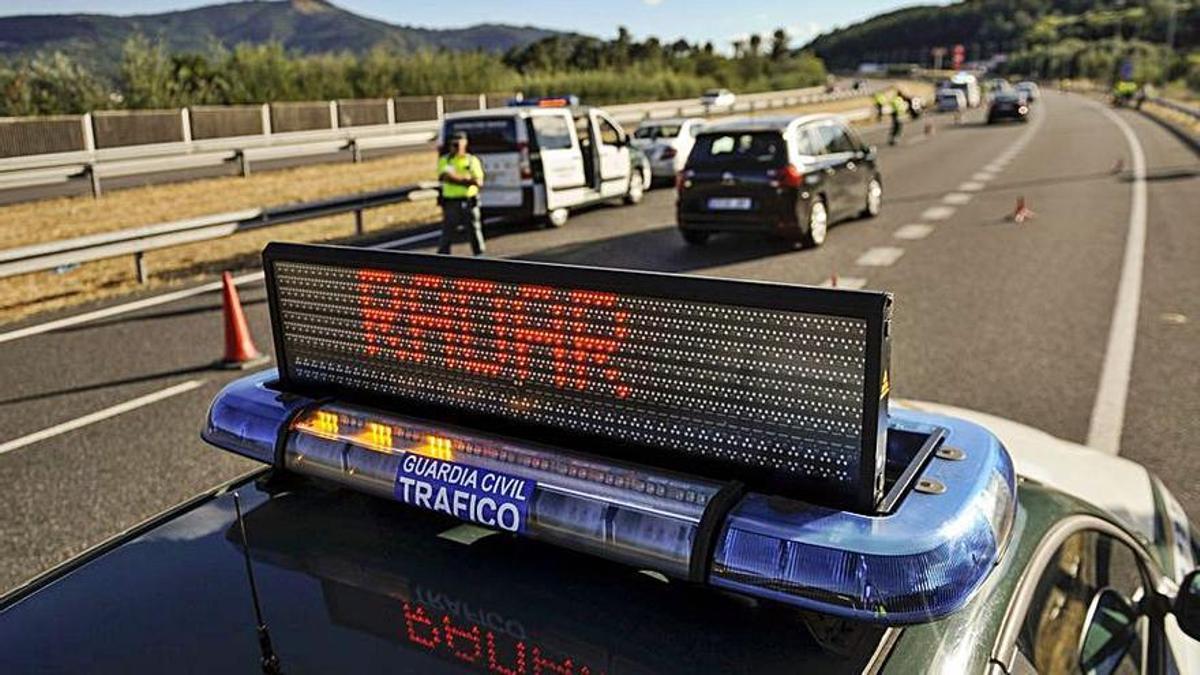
xmin=437 ymin=131 xmax=486 ymax=255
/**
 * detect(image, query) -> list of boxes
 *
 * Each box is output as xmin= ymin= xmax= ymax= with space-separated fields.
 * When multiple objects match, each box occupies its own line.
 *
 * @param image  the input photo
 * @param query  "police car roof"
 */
xmin=0 ymin=474 xmax=891 ymax=674
xmin=698 ymin=113 xmax=842 ymax=134
xmin=443 ymin=105 xmax=589 ymax=120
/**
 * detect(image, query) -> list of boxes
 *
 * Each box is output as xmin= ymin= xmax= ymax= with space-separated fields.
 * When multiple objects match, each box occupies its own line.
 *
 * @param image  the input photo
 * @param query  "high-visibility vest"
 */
xmin=438 ymin=153 xmax=484 ymax=199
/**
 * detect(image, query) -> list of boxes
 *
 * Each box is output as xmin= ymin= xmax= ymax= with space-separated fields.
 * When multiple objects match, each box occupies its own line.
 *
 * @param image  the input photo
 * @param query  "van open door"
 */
xmin=593 ymin=110 xmax=631 ymax=199
xmin=530 ymin=111 xmax=587 ymax=211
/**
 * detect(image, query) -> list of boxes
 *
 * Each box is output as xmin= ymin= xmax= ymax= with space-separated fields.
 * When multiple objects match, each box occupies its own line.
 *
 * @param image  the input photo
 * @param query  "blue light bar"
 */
xmin=202 ymin=371 xmax=1016 ymax=626
xmin=710 ymin=414 xmax=1016 ymax=624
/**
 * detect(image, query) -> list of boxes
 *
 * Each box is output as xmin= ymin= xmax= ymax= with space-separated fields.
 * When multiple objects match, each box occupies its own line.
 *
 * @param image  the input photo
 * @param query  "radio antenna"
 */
xmin=233 ymin=492 xmax=283 ymax=674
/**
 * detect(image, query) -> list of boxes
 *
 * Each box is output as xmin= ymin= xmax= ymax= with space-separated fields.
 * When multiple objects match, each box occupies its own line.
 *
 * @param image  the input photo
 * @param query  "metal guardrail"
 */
xmin=0 ymin=182 xmax=440 ymax=282
xmin=0 ymin=83 xmax=887 ymax=200
xmin=1147 ymin=96 xmax=1200 ymax=120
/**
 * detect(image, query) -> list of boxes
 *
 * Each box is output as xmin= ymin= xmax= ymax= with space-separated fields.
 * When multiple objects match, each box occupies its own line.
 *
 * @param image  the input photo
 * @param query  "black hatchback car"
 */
xmin=676 ymin=114 xmax=881 ymax=247
xmin=987 ymin=90 xmax=1030 ymax=124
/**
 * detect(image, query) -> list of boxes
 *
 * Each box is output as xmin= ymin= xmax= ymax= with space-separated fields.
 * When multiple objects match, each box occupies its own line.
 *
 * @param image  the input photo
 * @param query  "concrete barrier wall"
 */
xmin=338 ymin=99 xmax=389 ymax=127
xmin=93 ymin=110 xmax=184 ymax=148
xmin=0 ymin=116 xmax=86 ymax=158
xmin=271 ymin=101 xmax=333 ymax=133
xmin=190 ymin=105 xmax=264 ymax=140
xmin=394 ymin=96 xmax=439 ymax=123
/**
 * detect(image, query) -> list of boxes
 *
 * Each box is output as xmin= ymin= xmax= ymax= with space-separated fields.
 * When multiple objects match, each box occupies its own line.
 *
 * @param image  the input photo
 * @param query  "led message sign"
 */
xmin=264 ymin=243 xmax=892 ymax=511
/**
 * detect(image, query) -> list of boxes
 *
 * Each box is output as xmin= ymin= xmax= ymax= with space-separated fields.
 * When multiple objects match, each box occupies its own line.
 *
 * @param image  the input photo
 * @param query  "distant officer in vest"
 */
xmin=437 ymin=131 xmax=486 ymax=256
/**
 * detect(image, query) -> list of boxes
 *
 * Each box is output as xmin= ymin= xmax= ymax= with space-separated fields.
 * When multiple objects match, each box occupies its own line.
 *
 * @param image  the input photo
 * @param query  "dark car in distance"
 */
xmin=987 ymin=90 xmax=1030 ymax=124
xmin=675 ymin=114 xmax=882 ymax=248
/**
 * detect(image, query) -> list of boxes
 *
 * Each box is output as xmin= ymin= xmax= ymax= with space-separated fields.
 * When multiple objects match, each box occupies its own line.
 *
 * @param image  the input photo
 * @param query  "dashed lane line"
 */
xmin=921 ymin=205 xmax=956 ymax=221
xmin=894 ymin=224 xmax=935 ymax=240
xmin=958 ymin=181 xmax=985 ymax=192
xmin=856 ymin=247 xmax=905 ymax=267
xmin=942 ymin=192 xmax=972 ymax=205
xmin=819 ymin=276 xmax=868 ymax=290
xmin=972 ymin=172 xmax=995 ymax=182
xmin=0 ymin=379 xmax=207 ymax=457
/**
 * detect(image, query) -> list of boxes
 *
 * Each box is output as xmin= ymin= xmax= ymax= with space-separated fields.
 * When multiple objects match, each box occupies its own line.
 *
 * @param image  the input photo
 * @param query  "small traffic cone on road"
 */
xmin=218 ymin=271 xmax=269 ymax=369
xmin=1010 ymin=196 xmax=1036 ymax=223
xmin=924 ymin=120 xmax=934 ymax=136
xmin=829 ymin=268 xmax=839 ymax=288
xmin=1110 ymin=158 xmax=1124 ymax=175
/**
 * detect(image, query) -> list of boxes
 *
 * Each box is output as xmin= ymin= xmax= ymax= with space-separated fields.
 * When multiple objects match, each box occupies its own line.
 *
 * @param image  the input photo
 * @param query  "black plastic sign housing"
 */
xmin=263 ymin=242 xmax=893 ymax=512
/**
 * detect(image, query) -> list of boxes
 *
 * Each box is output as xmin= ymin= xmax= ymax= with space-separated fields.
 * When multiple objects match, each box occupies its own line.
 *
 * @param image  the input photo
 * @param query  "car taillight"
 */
xmin=517 ymin=141 xmax=532 ymax=180
xmin=676 ymin=170 xmax=692 ymax=195
xmin=780 ymin=164 xmax=804 ymax=189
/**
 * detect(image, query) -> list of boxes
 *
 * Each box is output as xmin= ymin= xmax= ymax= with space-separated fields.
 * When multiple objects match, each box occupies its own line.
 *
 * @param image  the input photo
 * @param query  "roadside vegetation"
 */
xmin=0 ymin=28 xmax=827 ymax=116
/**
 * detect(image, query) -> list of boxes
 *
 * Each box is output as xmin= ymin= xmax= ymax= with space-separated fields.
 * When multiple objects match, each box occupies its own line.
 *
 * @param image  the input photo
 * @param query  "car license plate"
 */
xmin=708 ymin=197 xmax=752 ymax=210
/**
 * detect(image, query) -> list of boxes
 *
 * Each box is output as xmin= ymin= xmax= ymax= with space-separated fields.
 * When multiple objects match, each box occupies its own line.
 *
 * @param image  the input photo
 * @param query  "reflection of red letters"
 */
xmin=357 ymin=270 xmax=629 ymax=399
xmin=486 ymin=632 xmax=526 ymax=675
xmin=531 ymin=647 xmax=573 ymax=675
xmin=443 ymin=614 xmax=483 ymax=663
xmin=403 ymin=602 xmax=440 ymax=649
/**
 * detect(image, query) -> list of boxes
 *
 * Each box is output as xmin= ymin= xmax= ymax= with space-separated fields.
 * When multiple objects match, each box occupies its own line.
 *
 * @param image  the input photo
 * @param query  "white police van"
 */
xmin=440 ymin=98 xmax=651 ymax=228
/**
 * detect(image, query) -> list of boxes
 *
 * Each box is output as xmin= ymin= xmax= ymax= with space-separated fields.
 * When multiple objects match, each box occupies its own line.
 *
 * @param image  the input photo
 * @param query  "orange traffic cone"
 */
xmin=1011 ymin=196 xmax=1035 ymax=223
xmin=1110 ymin=158 xmax=1124 ymax=175
xmin=830 ymin=269 xmax=839 ymax=288
xmin=218 ymin=271 xmax=269 ymax=369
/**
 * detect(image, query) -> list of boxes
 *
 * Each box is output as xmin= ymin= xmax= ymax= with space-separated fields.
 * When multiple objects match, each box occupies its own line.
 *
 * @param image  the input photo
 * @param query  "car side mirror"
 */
xmin=1175 ymin=569 xmax=1200 ymax=641
xmin=1077 ymin=588 xmax=1139 ymax=675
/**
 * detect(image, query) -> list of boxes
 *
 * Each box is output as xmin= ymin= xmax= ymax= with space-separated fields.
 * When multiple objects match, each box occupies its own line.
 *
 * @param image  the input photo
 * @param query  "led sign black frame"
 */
xmin=263 ymin=242 xmax=893 ymax=512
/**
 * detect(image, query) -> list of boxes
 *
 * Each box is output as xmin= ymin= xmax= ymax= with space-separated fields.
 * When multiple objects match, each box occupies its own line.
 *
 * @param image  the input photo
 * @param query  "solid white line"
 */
xmin=1086 ymin=104 xmax=1148 ymax=455
xmin=856 ymin=247 xmax=905 ymax=267
xmin=0 ymin=271 xmax=264 ymax=345
xmin=894 ymin=224 xmax=934 ymax=240
xmin=375 ymin=229 xmax=440 ymax=249
xmin=0 ymin=379 xmax=206 ymax=457
xmin=921 ymin=205 xmax=956 ymax=221
xmin=942 ymin=192 xmax=972 ymax=205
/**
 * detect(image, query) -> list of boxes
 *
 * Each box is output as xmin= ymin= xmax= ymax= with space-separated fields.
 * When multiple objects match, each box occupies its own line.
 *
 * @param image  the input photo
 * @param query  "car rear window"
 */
xmin=635 ymin=124 xmax=683 ymax=139
xmin=688 ymin=131 xmax=786 ymax=168
xmin=443 ymin=117 xmax=518 ymax=153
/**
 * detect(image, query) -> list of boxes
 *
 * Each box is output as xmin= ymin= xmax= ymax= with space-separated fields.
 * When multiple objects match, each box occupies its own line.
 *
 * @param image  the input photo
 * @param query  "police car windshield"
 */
xmin=689 ymin=131 xmax=786 ymax=168
xmin=635 ymin=124 xmax=683 ymax=139
xmin=444 ymin=118 xmax=518 ymax=153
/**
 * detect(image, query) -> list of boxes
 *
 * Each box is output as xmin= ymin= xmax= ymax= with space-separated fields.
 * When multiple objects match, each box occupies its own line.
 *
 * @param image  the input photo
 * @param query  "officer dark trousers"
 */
xmin=438 ymin=197 xmax=485 ymax=256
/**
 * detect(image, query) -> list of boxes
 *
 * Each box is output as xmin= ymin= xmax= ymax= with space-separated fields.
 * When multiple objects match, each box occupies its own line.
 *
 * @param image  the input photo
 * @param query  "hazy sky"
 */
xmin=0 ymin=0 xmax=943 ymax=48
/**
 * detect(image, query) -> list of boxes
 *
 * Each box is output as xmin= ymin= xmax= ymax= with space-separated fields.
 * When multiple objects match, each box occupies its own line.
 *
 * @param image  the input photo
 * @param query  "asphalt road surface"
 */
xmin=0 ymin=91 xmax=1196 ymax=593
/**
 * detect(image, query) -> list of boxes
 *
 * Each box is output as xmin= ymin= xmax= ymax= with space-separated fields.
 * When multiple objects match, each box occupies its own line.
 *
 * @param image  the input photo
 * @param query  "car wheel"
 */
xmin=624 ymin=170 xmax=645 ymax=205
xmin=680 ymin=229 xmax=710 ymax=245
xmin=800 ymin=198 xmax=828 ymax=248
xmin=861 ymin=176 xmax=883 ymax=218
xmin=545 ymin=208 xmax=570 ymax=228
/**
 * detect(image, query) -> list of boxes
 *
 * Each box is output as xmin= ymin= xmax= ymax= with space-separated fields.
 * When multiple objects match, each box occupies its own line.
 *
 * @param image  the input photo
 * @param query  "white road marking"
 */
xmin=985 ymin=162 xmax=1006 ymax=173
xmin=375 ymin=229 xmax=440 ymax=249
xmin=942 ymin=192 xmax=972 ymax=205
xmin=972 ymin=172 xmax=994 ymax=181
xmin=894 ymin=224 xmax=934 ymax=240
xmin=856 ymin=247 xmax=905 ymax=267
xmin=0 ymin=379 xmax=206 ymax=457
xmin=1086 ymin=104 xmax=1148 ymax=456
xmin=0 ymin=271 xmax=265 ymax=345
xmin=818 ymin=276 xmax=867 ymax=290
xmin=921 ymin=205 xmax=956 ymax=221
xmin=958 ymin=181 xmax=985 ymax=192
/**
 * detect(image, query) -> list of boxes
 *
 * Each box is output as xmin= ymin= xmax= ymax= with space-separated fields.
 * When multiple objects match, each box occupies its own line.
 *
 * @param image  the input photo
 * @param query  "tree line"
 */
xmin=0 ymin=28 xmax=828 ymax=117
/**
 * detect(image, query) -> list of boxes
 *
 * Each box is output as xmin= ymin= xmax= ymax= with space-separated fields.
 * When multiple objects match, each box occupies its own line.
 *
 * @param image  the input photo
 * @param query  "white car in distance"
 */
xmin=699 ymin=88 xmax=736 ymax=108
xmin=631 ymin=118 xmax=705 ymax=182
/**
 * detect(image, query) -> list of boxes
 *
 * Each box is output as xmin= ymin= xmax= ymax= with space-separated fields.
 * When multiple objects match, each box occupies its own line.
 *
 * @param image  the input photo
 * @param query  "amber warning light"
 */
xmin=263 ymin=242 xmax=892 ymax=512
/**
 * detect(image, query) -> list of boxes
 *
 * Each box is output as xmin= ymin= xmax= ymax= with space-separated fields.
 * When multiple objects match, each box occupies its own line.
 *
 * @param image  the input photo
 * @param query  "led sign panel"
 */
xmin=264 ymin=243 xmax=892 ymax=511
